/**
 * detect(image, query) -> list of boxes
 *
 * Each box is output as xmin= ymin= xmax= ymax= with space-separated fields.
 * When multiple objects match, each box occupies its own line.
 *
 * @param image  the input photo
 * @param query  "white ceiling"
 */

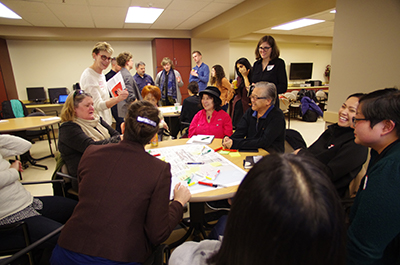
xmin=0 ymin=0 xmax=335 ymax=40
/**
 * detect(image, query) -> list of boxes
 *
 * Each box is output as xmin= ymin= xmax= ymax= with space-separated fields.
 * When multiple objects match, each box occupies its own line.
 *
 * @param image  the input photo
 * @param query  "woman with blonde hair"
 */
xmin=58 ymin=90 xmax=121 ymax=191
xmin=79 ymin=42 xmax=128 ymax=125
xmin=155 ymin=57 xmax=183 ymax=106
xmin=155 ymin=57 xmax=183 ymax=138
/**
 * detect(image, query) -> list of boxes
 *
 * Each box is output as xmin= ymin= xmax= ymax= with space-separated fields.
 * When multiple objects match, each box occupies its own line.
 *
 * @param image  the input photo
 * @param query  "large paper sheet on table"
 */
xmin=147 ymin=144 xmax=246 ymax=199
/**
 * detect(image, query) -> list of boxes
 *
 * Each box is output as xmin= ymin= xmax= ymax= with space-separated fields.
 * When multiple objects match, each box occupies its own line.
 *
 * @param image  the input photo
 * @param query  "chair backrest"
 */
xmin=284 ymin=92 xmax=296 ymax=102
xmin=1 ymin=100 xmax=29 ymax=119
xmin=316 ymin=90 xmax=327 ymax=101
xmin=348 ymin=149 xmax=371 ymax=197
xmin=279 ymin=97 xmax=290 ymax=111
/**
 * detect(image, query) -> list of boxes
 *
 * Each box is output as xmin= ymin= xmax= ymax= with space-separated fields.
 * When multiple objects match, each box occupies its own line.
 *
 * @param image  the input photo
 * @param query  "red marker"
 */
xmin=214 ymin=147 xmax=223 ymax=152
xmin=152 ymin=153 xmax=161 ymax=157
xmin=198 ymin=181 xmax=218 ymax=188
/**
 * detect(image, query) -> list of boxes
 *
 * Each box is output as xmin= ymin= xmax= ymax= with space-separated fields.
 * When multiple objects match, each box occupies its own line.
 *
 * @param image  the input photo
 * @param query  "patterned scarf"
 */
xmin=159 ymin=69 xmax=177 ymax=100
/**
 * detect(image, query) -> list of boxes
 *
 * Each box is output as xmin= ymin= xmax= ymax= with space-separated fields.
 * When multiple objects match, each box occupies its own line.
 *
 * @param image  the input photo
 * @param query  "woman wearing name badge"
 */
xmin=252 ymin=35 xmax=287 ymax=106
xmin=189 ymin=86 xmax=233 ymax=139
xmin=58 ymin=90 xmax=122 ymax=192
xmin=293 ymin=93 xmax=368 ymax=198
xmin=210 ymin=65 xmax=234 ymax=112
xmin=79 ymin=42 xmax=129 ymax=125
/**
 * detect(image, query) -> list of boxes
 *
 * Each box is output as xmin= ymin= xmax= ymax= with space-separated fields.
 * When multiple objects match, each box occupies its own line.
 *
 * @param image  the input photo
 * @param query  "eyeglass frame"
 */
xmin=259 ymin=46 xmax=271 ymax=51
xmin=249 ymin=95 xmax=268 ymax=101
xmin=352 ymin=117 xmax=368 ymax=126
xmin=100 ymin=55 xmax=112 ymax=61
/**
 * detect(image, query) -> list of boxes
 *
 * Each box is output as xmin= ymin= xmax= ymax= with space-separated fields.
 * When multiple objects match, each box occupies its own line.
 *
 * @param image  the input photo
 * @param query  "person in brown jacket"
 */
xmin=51 ymin=100 xmax=191 ymax=264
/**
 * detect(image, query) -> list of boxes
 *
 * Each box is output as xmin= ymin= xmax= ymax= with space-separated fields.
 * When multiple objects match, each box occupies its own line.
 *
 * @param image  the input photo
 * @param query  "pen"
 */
xmin=201 ymin=149 xmax=211 ymax=156
xmin=186 ymin=162 xmax=204 ymax=165
xmin=201 ymin=136 xmax=210 ymax=140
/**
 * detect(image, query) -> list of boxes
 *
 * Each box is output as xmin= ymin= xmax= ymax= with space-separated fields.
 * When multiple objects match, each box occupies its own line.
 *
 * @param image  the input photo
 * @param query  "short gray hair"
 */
xmin=255 ymin=82 xmax=277 ymax=105
xmin=135 ymin=61 xmax=146 ymax=68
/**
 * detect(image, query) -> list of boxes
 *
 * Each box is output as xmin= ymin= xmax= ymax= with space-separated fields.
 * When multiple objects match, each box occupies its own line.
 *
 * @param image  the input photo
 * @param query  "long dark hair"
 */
xmin=234 ymin=57 xmax=252 ymax=90
xmin=210 ymin=65 xmax=226 ymax=88
xmin=208 ymin=154 xmax=346 ymax=265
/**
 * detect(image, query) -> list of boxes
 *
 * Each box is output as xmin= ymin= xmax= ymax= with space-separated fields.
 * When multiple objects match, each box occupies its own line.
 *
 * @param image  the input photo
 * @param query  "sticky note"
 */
xmin=229 ymin=152 xmax=241 ymax=157
xmin=219 ymin=150 xmax=230 ymax=155
xmin=210 ymin=162 xmax=222 ymax=167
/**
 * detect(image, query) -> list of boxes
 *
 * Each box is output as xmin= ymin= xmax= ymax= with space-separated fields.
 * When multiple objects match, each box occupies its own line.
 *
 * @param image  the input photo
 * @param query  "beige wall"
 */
xmin=325 ymin=0 xmax=400 ymax=122
xmin=7 ymin=40 xmax=153 ymax=100
xmin=191 ymin=38 xmax=230 ymax=87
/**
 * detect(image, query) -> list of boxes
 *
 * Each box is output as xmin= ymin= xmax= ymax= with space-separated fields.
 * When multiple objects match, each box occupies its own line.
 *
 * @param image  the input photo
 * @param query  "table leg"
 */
xmin=168 ymin=202 xmax=207 ymax=249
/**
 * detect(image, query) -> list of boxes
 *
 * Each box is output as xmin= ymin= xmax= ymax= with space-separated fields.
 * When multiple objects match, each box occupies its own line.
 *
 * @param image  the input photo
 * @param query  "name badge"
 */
xmin=267 ymin=65 xmax=274 ymax=71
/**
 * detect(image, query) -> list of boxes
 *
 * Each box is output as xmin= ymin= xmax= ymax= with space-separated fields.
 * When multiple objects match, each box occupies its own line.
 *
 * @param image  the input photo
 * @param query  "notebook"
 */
xmin=58 ymin=94 xmax=68 ymax=104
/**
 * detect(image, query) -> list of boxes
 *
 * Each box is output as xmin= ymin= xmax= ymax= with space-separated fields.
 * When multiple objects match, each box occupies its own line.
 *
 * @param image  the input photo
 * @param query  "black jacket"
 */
xmin=299 ymin=124 xmax=368 ymax=198
xmin=231 ymin=106 xmax=285 ymax=153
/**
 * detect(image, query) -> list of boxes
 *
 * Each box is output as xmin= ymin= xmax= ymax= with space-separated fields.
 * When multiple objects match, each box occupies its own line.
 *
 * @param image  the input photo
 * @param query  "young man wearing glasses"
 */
xmin=222 ymin=81 xmax=285 ymax=153
xmin=347 ymin=88 xmax=400 ymax=265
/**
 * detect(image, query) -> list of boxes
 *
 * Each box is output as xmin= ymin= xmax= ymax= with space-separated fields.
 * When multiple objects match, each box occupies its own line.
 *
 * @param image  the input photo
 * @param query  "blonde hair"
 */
xmin=91 ymin=42 xmax=113 ymax=55
xmin=60 ymin=91 xmax=92 ymax=122
xmin=160 ymin=57 xmax=174 ymax=69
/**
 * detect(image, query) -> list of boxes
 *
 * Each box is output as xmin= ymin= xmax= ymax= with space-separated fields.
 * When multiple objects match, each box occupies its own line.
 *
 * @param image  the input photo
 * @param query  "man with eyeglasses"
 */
xmin=222 ymin=81 xmax=285 ymax=153
xmin=347 ymin=88 xmax=400 ymax=265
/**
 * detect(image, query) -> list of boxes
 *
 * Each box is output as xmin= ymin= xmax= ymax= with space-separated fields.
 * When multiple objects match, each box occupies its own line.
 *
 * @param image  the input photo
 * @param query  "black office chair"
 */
xmin=1 ymin=100 xmax=56 ymax=170
xmin=179 ymin=121 xmax=190 ymax=138
xmin=143 ymin=244 xmax=170 ymax=265
xmin=0 ymin=179 xmax=65 ymax=265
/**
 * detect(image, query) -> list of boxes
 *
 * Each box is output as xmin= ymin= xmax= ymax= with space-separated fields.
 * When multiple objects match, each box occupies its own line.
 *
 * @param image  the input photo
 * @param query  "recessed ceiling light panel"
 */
xmin=0 ymin=2 xmax=22 ymax=19
xmin=125 ymin=6 xmax=164 ymax=24
xmin=272 ymin=18 xmax=324 ymax=30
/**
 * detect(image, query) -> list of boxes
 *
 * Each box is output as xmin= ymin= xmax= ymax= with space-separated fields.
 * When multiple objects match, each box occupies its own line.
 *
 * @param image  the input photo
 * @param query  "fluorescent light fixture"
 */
xmin=272 ymin=18 xmax=324 ymax=30
xmin=0 ymin=2 xmax=21 ymax=19
xmin=330 ymin=10 xmax=336 ymax=14
xmin=125 ymin=6 xmax=164 ymax=24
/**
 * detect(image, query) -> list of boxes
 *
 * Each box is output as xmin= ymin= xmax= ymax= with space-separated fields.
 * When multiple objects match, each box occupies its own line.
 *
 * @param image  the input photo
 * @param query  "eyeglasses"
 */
xmin=100 ymin=55 xmax=112 ymax=61
xmin=352 ymin=117 xmax=368 ymax=126
xmin=73 ymin=90 xmax=85 ymax=99
xmin=259 ymin=46 xmax=271 ymax=51
xmin=249 ymin=95 xmax=268 ymax=101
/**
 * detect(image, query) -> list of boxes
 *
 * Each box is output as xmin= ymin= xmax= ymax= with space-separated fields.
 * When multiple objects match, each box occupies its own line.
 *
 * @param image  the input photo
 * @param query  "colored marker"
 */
xmin=152 ymin=153 xmax=161 ymax=157
xmin=214 ymin=147 xmax=223 ymax=152
xmin=201 ymin=149 xmax=211 ymax=156
xmin=201 ymin=136 xmax=210 ymax=140
xmin=213 ymin=170 xmax=221 ymax=180
xmin=186 ymin=162 xmax=204 ymax=165
xmin=188 ymin=182 xmax=196 ymax=187
xmin=198 ymin=181 xmax=217 ymax=187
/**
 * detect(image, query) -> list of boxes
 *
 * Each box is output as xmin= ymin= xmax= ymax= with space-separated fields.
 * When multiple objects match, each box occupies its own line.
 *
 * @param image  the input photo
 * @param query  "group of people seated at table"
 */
xmin=2 ymin=40 xmax=399 ymax=264
xmin=2 ymin=80 xmax=399 ymax=264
